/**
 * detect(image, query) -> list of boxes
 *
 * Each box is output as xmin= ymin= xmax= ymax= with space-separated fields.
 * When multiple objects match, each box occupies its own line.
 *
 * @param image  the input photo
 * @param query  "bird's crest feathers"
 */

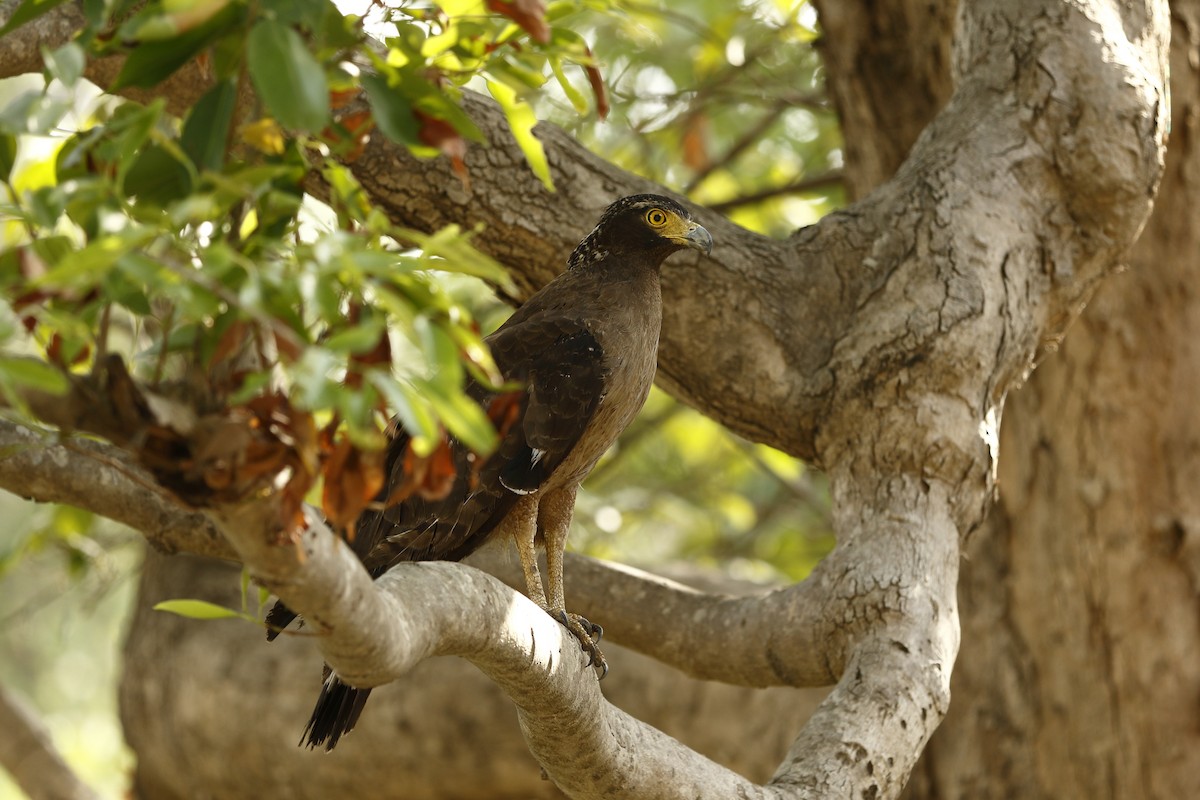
xmin=567 ymin=194 xmax=700 ymax=270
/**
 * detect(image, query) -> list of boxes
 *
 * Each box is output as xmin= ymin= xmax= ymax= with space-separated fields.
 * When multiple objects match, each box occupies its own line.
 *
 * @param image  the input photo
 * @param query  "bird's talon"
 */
xmin=552 ymin=609 xmax=609 ymax=676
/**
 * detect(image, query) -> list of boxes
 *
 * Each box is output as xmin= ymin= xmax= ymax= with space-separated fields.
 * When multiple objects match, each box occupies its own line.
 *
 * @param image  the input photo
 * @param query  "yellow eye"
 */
xmin=646 ymin=208 xmax=668 ymax=227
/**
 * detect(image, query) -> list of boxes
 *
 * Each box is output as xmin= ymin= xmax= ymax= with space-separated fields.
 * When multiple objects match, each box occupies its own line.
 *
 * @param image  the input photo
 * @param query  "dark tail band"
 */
xmin=264 ymin=600 xmax=297 ymax=642
xmin=301 ymin=674 xmax=373 ymax=751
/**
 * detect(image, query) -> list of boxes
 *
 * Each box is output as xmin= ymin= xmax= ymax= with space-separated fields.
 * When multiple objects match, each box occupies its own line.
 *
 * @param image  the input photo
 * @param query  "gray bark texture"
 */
xmin=0 ymin=0 xmax=1177 ymax=797
xmin=819 ymin=1 xmax=1200 ymax=798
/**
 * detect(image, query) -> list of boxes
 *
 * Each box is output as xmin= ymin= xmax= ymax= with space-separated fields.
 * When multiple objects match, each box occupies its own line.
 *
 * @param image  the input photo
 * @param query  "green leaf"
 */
xmin=0 ymin=134 xmax=16 ymax=182
xmin=362 ymin=72 xmax=418 ymax=145
xmin=153 ymin=599 xmax=252 ymax=621
xmin=0 ymin=0 xmax=69 ymax=37
xmin=369 ymin=371 xmax=438 ymax=451
xmin=247 ymin=20 xmax=330 ymax=132
xmin=0 ymin=356 xmax=69 ymax=394
xmin=261 ymin=0 xmax=329 ymax=30
xmin=420 ymin=377 xmax=498 ymax=455
xmin=103 ymin=266 xmax=153 ymax=315
xmin=48 ymin=505 xmax=94 ymax=537
xmin=413 ymin=91 xmax=484 ymax=143
xmin=124 ymin=143 xmax=194 ymax=205
xmin=0 ymin=298 xmax=19 ymax=345
xmin=550 ymin=56 xmax=588 ymax=114
xmin=439 ymin=0 xmax=485 ymax=18
xmin=415 ymin=316 xmax=463 ymax=387
xmin=112 ymin=3 xmax=245 ymax=90
xmin=486 ymin=79 xmax=552 ymax=190
xmin=239 ymin=567 xmax=252 ymax=613
xmin=324 ymin=316 xmax=386 ymax=354
xmin=31 ymin=235 xmax=73 ymax=265
xmin=42 ymin=41 xmax=85 ymax=87
xmin=100 ymin=101 xmax=165 ymax=174
xmin=26 ymin=185 xmax=67 ymax=228
xmin=181 ymin=78 xmax=237 ymax=172
xmin=488 ymin=56 xmax=549 ymax=91
xmin=82 ymin=0 xmax=107 ymax=28
xmin=288 ymin=346 xmax=340 ymax=409
xmin=35 ymin=228 xmax=158 ymax=289
xmin=404 ymin=224 xmax=512 ymax=288
xmin=0 ymin=91 xmax=38 ymax=136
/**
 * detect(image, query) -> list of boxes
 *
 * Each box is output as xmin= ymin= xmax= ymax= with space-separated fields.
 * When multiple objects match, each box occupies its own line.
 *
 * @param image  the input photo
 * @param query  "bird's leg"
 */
xmin=540 ymin=485 xmax=574 ymax=613
xmin=538 ymin=486 xmax=606 ymax=677
xmin=510 ymin=494 xmax=548 ymax=609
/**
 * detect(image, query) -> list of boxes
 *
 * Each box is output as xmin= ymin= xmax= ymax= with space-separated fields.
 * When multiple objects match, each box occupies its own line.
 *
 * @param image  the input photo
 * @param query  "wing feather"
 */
xmin=354 ymin=313 xmax=605 ymax=573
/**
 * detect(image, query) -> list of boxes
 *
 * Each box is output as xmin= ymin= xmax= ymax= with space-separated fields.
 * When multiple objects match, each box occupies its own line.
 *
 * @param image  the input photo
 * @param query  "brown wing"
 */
xmin=356 ymin=313 xmax=607 ymax=573
xmin=489 ymin=314 xmax=607 ymax=494
xmin=265 ymin=315 xmax=606 ymax=637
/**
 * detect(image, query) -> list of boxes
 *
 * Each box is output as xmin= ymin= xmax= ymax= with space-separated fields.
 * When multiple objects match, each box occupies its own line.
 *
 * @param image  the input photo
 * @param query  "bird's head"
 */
xmin=568 ymin=194 xmax=713 ymax=270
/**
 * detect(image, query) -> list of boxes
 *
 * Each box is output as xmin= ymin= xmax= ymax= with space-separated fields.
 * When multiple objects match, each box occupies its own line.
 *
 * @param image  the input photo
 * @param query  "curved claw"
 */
xmin=552 ymin=609 xmax=609 ymax=677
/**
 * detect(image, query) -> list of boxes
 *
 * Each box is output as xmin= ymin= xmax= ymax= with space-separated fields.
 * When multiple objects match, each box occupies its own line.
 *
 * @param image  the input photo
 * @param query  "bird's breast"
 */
xmin=542 ymin=302 xmax=661 ymax=491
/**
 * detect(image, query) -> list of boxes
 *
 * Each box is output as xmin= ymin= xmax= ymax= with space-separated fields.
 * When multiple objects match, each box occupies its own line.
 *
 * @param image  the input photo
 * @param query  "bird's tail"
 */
xmin=264 ymin=600 xmax=297 ymax=641
xmin=301 ymin=673 xmax=373 ymax=751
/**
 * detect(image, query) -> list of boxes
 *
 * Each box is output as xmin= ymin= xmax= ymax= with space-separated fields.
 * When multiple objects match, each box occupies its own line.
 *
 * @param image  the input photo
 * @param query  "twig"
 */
xmin=684 ymin=105 xmax=789 ymax=193
xmin=0 ymin=683 xmax=102 ymax=800
xmin=707 ymin=171 xmax=844 ymax=213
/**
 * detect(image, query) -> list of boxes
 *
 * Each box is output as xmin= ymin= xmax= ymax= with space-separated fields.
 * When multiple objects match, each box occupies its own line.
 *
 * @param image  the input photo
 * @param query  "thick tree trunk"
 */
xmin=812 ymin=0 xmax=956 ymax=201
xmin=910 ymin=2 xmax=1200 ymax=796
xmin=817 ymin=2 xmax=1200 ymax=796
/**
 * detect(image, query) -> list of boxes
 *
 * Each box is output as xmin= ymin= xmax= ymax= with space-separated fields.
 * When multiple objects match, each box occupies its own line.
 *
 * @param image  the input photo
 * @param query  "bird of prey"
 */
xmin=267 ymin=194 xmax=712 ymax=750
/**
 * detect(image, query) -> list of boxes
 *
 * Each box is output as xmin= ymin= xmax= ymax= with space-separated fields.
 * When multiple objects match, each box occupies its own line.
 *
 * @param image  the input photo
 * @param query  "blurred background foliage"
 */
xmin=0 ymin=0 xmax=839 ymax=797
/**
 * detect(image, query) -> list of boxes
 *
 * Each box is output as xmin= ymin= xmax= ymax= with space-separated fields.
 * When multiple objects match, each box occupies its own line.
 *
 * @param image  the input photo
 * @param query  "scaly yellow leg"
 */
xmin=538 ymin=486 xmax=606 ymax=677
xmin=508 ymin=494 xmax=548 ymax=609
xmin=538 ymin=485 xmax=576 ymax=612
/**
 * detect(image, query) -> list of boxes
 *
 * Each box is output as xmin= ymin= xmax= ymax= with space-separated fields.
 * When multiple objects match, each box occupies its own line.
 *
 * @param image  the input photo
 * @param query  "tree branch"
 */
xmin=0 ymin=407 xmax=957 ymax=793
xmin=705 ymin=171 xmax=846 ymax=213
xmin=0 ymin=416 xmax=837 ymax=688
xmin=206 ymin=499 xmax=781 ymax=798
xmin=0 ymin=683 xmax=102 ymax=800
xmin=207 ymin=486 xmax=951 ymax=799
xmin=0 ymin=419 xmax=232 ymax=560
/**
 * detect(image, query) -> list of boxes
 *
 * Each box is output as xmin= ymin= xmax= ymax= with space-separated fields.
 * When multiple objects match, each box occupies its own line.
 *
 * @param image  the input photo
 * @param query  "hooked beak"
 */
xmin=678 ymin=223 xmax=713 ymax=256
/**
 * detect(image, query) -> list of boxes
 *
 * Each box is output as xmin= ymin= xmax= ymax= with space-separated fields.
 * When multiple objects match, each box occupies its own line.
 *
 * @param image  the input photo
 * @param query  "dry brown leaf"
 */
xmin=322 ymin=436 xmax=385 ymax=534
xmin=416 ymin=112 xmax=470 ymax=190
xmin=582 ymin=45 xmax=609 ymax=120
xmin=485 ymin=0 xmax=550 ymax=44
xmin=682 ymin=114 xmax=710 ymax=171
xmin=383 ymin=433 xmax=457 ymax=507
xmin=324 ymin=108 xmax=375 ymax=162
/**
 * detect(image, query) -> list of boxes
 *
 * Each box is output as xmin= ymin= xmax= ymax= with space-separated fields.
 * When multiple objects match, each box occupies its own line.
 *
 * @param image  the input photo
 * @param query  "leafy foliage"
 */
xmin=0 ymin=0 xmax=613 ymax=535
xmin=546 ymin=0 xmax=843 ymax=238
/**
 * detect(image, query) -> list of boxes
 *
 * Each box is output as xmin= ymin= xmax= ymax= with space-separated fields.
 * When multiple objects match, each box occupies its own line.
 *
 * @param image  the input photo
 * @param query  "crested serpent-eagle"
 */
xmin=266 ymin=194 xmax=713 ymax=750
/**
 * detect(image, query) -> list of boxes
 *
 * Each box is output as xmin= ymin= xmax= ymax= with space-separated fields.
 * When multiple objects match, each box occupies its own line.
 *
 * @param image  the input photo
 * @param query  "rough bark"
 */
xmin=812 ymin=0 xmax=957 ymax=200
xmin=817 ymin=1 xmax=1200 ymax=797
xmin=0 ymin=421 xmax=230 ymax=560
xmin=0 ymin=0 xmax=1172 ymax=797
xmin=910 ymin=2 xmax=1200 ymax=796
